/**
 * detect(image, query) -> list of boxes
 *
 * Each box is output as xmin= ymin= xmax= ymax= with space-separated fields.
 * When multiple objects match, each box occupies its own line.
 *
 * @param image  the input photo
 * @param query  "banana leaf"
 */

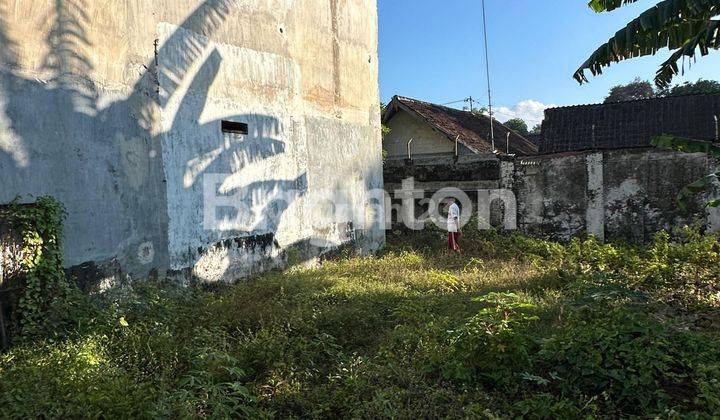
xmin=651 ymin=134 xmax=720 ymax=157
xmin=588 ymin=0 xmax=641 ymax=13
xmin=651 ymin=134 xmax=720 ymax=210
xmin=575 ymin=0 xmax=720 ymax=87
xmin=677 ymin=171 xmax=720 ymax=210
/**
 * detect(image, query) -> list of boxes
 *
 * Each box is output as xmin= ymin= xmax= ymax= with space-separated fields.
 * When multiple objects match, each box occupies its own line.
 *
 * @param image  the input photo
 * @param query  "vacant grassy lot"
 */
xmin=2 ymin=226 xmax=720 ymax=418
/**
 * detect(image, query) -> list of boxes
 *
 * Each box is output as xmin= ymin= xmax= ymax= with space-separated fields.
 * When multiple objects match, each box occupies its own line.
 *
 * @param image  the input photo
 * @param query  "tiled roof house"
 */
xmin=382 ymin=96 xmax=538 ymax=159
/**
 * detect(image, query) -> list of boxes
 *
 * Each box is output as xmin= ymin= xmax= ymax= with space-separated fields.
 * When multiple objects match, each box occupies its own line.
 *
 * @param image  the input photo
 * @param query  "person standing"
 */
xmin=446 ymin=198 xmax=461 ymax=253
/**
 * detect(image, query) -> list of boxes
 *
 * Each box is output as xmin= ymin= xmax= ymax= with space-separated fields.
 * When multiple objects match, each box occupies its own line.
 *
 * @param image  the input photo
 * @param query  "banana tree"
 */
xmin=575 ymin=0 xmax=720 ymax=210
xmin=574 ymin=0 xmax=720 ymax=88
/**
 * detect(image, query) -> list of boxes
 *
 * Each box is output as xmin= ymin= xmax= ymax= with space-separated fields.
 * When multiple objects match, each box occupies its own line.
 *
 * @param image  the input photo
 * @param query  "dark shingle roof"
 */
xmin=540 ymin=92 xmax=720 ymax=154
xmin=524 ymin=133 xmax=543 ymax=147
xmin=383 ymin=96 xmax=538 ymax=156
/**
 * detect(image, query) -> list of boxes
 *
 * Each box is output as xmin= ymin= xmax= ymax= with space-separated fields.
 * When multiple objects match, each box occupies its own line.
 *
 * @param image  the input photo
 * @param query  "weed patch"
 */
xmin=1 ymin=228 xmax=719 ymax=417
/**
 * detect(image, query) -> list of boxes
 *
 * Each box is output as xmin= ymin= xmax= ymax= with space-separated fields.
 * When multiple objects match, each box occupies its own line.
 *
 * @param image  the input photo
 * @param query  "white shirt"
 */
xmin=448 ymin=202 xmax=460 ymax=232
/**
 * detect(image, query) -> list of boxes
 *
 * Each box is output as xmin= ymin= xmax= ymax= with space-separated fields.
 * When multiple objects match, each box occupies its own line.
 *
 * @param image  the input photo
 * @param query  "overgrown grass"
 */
xmin=2 ymin=226 xmax=720 ymax=418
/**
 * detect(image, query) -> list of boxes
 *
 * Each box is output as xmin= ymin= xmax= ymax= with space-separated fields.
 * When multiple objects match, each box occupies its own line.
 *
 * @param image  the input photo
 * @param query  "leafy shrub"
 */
xmin=4 ymin=197 xmax=71 ymax=338
xmin=539 ymin=303 xmax=720 ymax=414
xmin=641 ymin=229 xmax=720 ymax=309
xmin=511 ymin=393 xmax=585 ymax=419
xmin=446 ymin=292 xmax=539 ymax=389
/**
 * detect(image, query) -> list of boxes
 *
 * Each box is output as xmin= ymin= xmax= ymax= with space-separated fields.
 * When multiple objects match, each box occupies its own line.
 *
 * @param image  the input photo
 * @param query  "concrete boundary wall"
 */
xmin=382 ymin=148 xmax=719 ymax=242
xmin=515 ymin=148 xmax=720 ymax=242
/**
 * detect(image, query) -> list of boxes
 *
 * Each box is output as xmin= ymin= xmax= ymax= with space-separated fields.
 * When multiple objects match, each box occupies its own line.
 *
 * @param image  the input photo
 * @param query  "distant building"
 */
xmin=382 ymin=96 xmax=538 ymax=160
xmin=540 ymin=93 xmax=720 ymax=154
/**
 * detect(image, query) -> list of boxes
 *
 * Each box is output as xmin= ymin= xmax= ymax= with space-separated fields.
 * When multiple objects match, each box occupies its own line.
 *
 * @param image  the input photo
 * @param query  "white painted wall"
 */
xmin=383 ymin=110 xmax=454 ymax=158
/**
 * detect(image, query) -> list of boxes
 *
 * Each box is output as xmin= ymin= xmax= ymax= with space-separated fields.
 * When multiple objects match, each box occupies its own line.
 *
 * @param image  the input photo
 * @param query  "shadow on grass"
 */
xmin=6 ymin=228 xmax=720 ymax=418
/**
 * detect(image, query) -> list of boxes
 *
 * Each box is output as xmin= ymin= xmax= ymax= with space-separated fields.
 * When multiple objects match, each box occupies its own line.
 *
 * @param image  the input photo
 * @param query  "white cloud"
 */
xmin=493 ymin=99 xmax=555 ymax=129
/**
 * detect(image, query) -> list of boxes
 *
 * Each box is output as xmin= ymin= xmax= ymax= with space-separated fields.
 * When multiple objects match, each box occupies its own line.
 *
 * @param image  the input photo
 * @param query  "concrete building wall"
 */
xmin=383 ymin=109 xmax=473 ymax=158
xmin=0 ymin=0 xmax=384 ymax=283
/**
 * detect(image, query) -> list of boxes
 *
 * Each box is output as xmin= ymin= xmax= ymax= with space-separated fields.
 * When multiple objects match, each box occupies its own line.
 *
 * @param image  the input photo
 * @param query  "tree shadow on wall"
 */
xmin=0 ymin=0 xmax=308 ymax=279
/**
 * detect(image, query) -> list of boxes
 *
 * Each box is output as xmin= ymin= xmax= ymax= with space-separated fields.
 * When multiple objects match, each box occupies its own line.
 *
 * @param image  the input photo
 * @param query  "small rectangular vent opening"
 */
xmin=221 ymin=120 xmax=248 ymax=135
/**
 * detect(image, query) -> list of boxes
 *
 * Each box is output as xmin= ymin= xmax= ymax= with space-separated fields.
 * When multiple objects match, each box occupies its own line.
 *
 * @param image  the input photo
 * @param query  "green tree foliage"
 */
xmin=503 ymin=118 xmax=529 ymax=135
xmin=604 ymin=78 xmax=655 ymax=102
xmin=530 ymin=124 xmax=542 ymax=134
xmin=605 ymin=78 xmax=720 ymax=102
xmin=574 ymin=0 xmax=720 ymax=87
xmin=465 ymin=106 xmax=489 ymax=116
xmin=380 ymin=102 xmax=391 ymax=138
xmin=658 ymin=78 xmax=720 ymax=96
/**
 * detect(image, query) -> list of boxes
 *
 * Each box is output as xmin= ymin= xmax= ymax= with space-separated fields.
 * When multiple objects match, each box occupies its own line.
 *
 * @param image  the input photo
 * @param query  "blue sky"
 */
xmin=378 ymin=0 xmax=720 ymax=126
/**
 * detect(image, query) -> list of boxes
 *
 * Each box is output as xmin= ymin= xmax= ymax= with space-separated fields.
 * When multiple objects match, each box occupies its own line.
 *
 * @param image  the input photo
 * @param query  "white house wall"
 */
xmin=383 ymin=110 xmax=456 ymax=158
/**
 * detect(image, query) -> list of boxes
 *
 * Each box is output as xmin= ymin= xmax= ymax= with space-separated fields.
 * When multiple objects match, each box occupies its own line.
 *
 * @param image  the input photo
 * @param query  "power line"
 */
xmin=441 ymin=99 xmax=467 ymax=106
xmin=442 ymin=96 xmax=479 ymax=112
xmin=442 ymin=98 xmax=524 ymax=118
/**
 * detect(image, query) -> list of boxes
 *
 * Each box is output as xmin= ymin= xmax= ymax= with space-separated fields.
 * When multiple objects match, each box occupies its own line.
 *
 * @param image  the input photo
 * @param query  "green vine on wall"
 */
xmin=7 ymin=196 xmax=69 ymax=335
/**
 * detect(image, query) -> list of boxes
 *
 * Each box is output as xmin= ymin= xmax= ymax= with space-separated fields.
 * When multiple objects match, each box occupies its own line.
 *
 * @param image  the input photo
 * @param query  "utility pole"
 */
xmin=481 ymin=0 xmax=494 ymax=146
xmin=463 ymin=96 xmax=475 ymax=113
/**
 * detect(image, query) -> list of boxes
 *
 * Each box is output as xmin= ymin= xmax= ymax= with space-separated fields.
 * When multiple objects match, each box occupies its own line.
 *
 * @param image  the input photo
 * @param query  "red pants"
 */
xmin=448 ymin=232 xmax=460 ymax=252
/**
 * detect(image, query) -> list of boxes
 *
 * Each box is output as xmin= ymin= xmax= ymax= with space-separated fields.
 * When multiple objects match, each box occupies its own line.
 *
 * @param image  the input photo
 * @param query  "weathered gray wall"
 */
xmin=384 ymin=154 xmax=502 ymax=184
xmin=0 ymin=0 xmax=384 ymax=284
xmin=383 ymin=155 xmax=512 ymax=230
xmin=515 ymin=148 xmax=719 ymax=242
xmin=382 ymin=148 xmax=719 ymax=241
xmin=513 ymin=153 xmax=589 ymax=240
